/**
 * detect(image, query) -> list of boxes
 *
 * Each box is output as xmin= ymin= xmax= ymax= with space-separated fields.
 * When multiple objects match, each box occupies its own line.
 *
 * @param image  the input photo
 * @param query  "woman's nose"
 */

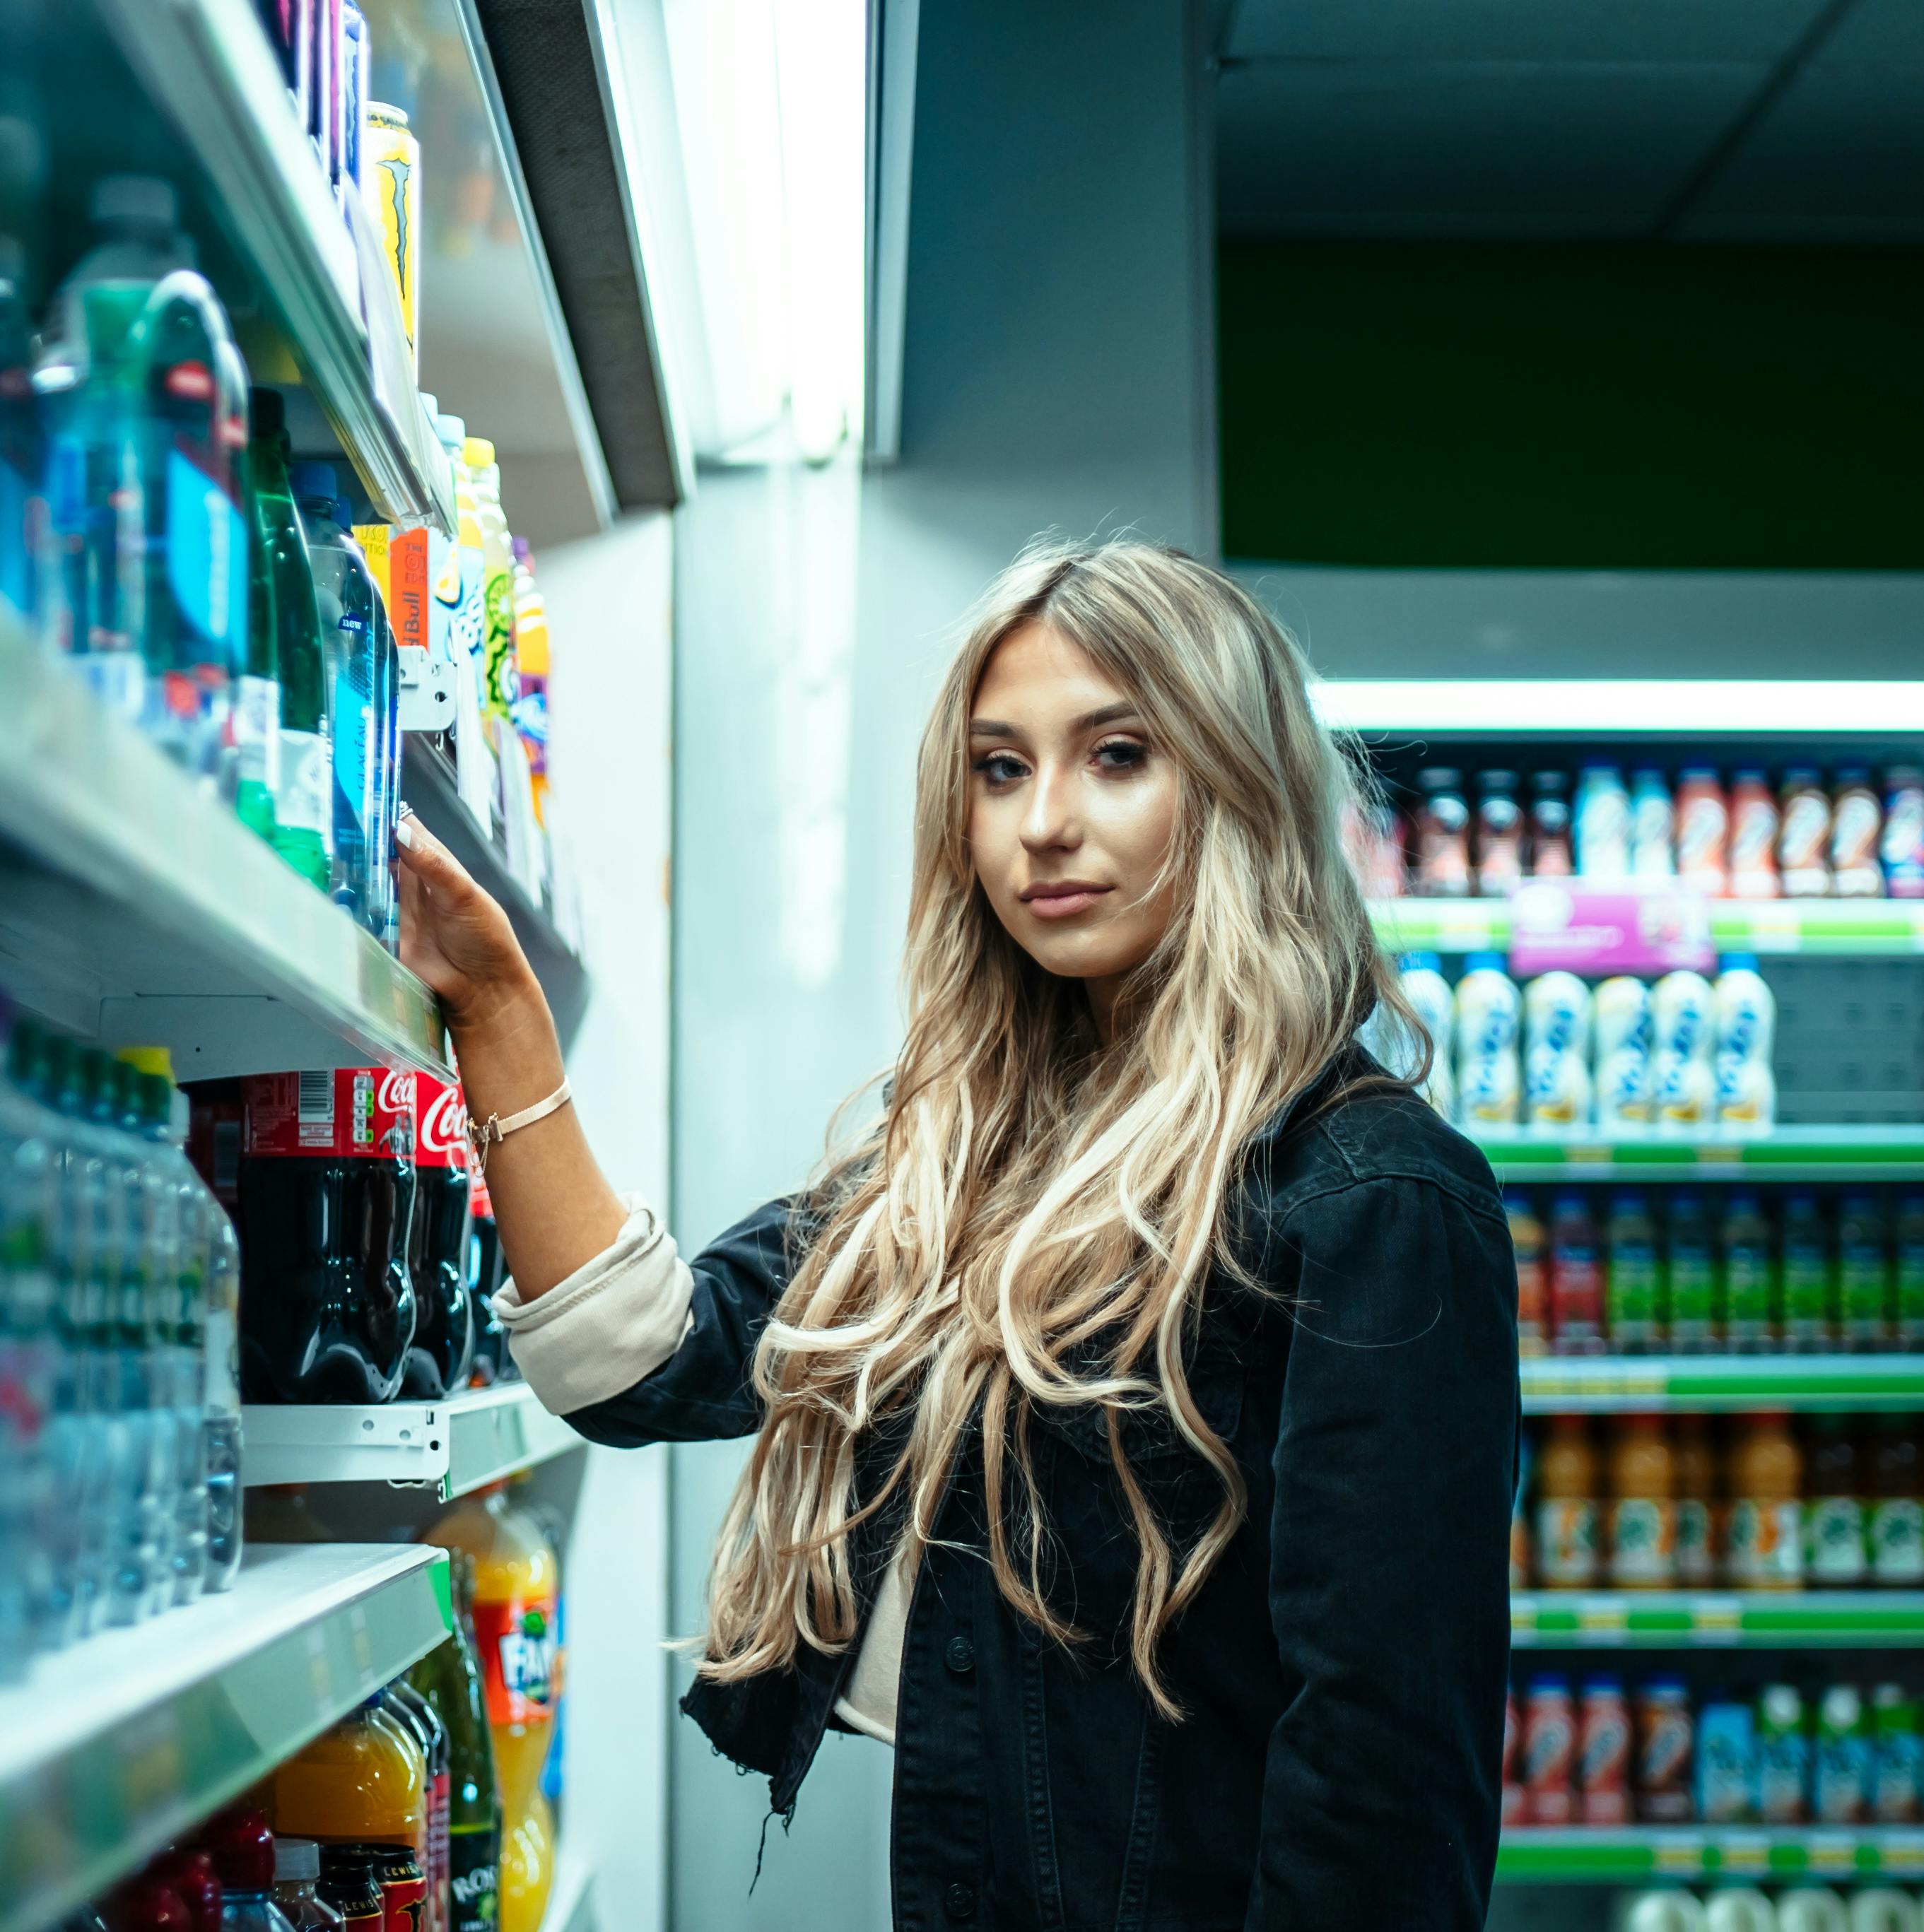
xmin=1020 ymin=762 xmax=1080 ymax=852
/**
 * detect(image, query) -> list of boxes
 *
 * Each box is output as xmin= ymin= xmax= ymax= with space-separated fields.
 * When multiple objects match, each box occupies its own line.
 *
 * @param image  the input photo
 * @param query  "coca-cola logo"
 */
xmin=377 ymin=1068 xmax=418 ymax=1118
xmin=420 ymin=1082 xmax=469 ymax=1165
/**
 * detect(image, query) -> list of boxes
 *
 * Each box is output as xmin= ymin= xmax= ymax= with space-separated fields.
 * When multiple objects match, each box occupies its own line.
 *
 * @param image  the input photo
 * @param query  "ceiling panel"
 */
xmin=1218 ymin=60 xmax=1761 ymax=237
xmin=1224 ymin=0 xmax=1826 ymax=65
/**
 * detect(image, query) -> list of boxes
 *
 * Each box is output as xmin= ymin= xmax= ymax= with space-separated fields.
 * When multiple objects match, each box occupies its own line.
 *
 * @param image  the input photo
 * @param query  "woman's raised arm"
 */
xmin=394 ymin=811 xmax=628 ymax=1300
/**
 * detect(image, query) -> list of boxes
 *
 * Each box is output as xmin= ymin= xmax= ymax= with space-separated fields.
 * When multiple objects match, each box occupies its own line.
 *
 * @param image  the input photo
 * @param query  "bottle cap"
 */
xmin=290 ymin=459 xmax=340 ymax=507
xmin=93 ymin=172 xmax=178 ymax=230
xmin=367 ymin=101 xmax=411 ymax=129
xmin=274 ymin=1839 xmax=321 ymax=1883
xmin=1464 ymin=951 xmax=1508 ymax=973
xmin=1479 ymin=769 xmax=1518 ymax=790
xmin=1720 ymin=953 xmax=1760 ymax=971
xmin=435 ymin=413 xmax=467 ymax=449
xmin=1532 ymin=771 xmax=1570 ymax=794
xmin=199 ymin=1806 xmax=276 ymax=1893
xmin=462 ymin=436 xmax=497 ymax=469
xmin=117 ymin=1046 xmax=175 ymax=1081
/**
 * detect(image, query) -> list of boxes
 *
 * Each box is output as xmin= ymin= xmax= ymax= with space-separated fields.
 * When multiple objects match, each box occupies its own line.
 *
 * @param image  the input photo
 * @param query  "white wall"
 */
xmin=665 ymin=3 xmax=1219 ymax=1928
xmin=539 ymin=512 xmax=676 ymax=1932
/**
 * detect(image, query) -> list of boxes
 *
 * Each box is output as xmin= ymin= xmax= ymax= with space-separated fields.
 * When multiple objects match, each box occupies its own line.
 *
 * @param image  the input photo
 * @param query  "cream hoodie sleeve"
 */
xmin=489 ymin=1192 xmax=696 ymax=1415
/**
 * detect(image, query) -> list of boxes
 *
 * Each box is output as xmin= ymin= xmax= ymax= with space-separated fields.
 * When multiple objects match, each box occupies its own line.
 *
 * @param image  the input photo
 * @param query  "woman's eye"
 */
xmin=1095 ymin=738 xmax=1149 ymax=772
xmin=973 ymin=753 xmax=1027 ymax=785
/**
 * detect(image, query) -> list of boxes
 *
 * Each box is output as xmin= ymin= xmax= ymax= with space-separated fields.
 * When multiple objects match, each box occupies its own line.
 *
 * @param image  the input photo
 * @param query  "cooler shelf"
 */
xmin=1496 ymin=1827 xmax=1924 ymax=1885
xmin=0 ymin=613 xmax=450 ymax=1080
xmin=1521 ymin=1355 xmax=1924 ymax=1413
xmin=242 ymin=1384 xmax=582 ymax=1500
xmin=1470 ymin=1126 xmax=1924 ymax=1183
xmin=0 ymin=1543 xmax=450 ymax=1932
xmin=1511 ymin=1592 xmax=1924 ymax=1648
xmin=86 ymin=0 xmax=454 ymax=533
xmin=1372 ymin=898 xmax=1924 ymax=957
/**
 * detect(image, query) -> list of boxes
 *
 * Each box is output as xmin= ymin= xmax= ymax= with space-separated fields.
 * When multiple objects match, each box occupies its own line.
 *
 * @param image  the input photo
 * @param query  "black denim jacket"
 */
xmin=565 ymin=1056 xmax=1520 ymax=1931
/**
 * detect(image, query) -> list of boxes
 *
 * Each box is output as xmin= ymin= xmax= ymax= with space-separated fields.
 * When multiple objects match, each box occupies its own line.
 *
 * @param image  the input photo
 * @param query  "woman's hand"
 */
xmin=395 ymin=810 xmax=539 ymax=1032
xmin=395 ymin=808 xmax=628 ymax=1300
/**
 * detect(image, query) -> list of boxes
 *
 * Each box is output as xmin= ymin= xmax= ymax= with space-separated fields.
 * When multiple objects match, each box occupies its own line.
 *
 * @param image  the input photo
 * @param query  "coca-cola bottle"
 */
xmin=230 ymin=1069 xmax=418 ymax=1403
xmin=465 ymin=1162 xmax=514 ymax=1386
xmin=402 ymin=1076 xmax=476 ymax=1399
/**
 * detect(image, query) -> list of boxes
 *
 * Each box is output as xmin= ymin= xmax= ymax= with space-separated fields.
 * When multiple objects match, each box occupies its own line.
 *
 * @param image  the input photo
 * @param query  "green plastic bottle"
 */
xmin=1605 ymin=1189 xmax=1660 ymax=1354
xmin=1837 ymin=1190 xmax=1892 ymax=1353
xmin=1781 ymin=1189 xmax=1834 ymax=1355
xmin=247 ymin=389 xmax=330 ymax=890
xmin=1720 ymin=1188 xmax=1778 ymax=1355
xmin=1664 ymin=1190 xmax=1715 ymax=1355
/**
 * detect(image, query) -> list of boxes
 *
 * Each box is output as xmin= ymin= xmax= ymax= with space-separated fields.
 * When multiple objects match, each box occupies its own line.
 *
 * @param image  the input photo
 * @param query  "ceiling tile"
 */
xmin=1217 ymin=60 xmax=1762 ymax=237
xmin=1224 ymin=0 xmax=1828 ymax=65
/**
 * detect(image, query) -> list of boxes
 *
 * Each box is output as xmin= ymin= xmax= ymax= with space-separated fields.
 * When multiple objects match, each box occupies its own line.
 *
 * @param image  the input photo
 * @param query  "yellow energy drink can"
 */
xmin=363 ymin=102 xmax=420 ymax=371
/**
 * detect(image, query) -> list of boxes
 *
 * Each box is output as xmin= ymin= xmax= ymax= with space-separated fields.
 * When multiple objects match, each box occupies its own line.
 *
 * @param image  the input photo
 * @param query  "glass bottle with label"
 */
xmin=1606 ymin=1191 xmax=1662 ymax=1355
xmin=1803 ymin=1413 xmax=1868 ymax=1589
xmin=1474 ymin=771 xmax=1523 ymax=895
xmin=1664 ymin=1191 xmax=1715 ymax=1355
xmin=1869 ymin=1413 xmax=1923 ymax=1588
xmin=1549 ymin=1192 xmax=1604 ymax=1357
xmin=1720 ymin=1189 xmax=1778 ymax=1355
xmin=1608 ymin=1414 xmax=1677 ymax=1589
xmin=385 ymin=1683 xmax=450 ymax=1932
xmin=1507 ymin=1189 xmax=1548 ymax=1357
xmin=1836 ymin=1191 xmax=1892 ymax=1353
xmin=1897 ymin=1191 xmax=1924 ymax=1352
xmin=1725 ymin=1411 xmax=1804 ymax=1590
xmin=272 ymin=1841 xmax=345 ymax=1932
xmin=1672 ymin=1414 xmax=1715 ymax=1589
xmin=1781 ymin=1190 xmax=1835 ymax=1355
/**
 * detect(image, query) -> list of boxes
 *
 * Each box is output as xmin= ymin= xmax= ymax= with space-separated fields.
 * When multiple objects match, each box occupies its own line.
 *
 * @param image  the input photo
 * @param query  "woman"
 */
xmin=398 ymin=540 xmax=1519 ymax=1931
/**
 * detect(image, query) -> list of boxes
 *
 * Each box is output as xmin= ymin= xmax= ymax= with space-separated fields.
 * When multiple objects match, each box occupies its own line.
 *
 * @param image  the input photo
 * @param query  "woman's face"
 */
xmin=966 ymin=622 xmax=1178 ymax=1030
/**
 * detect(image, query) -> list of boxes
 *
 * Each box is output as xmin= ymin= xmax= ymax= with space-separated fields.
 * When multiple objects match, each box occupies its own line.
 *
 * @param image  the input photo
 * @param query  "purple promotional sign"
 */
xmin=1508 ymin=883 xmax=1715 ymax=976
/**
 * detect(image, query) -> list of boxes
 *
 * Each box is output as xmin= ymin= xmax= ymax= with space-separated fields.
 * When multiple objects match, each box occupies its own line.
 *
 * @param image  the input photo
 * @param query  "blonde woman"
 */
xmin=397 ymin=541 xmax=1519 ymax=1931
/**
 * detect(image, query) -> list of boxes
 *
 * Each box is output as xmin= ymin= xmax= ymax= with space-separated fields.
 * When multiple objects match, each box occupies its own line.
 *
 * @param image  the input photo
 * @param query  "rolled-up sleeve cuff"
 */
xmin=490 ymin=1192 xmax=696 ymax=1415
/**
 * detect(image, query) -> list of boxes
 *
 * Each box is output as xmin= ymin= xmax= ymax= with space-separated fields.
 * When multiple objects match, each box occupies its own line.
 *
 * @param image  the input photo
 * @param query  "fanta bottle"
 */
xmin=424 ymin=1484 xmax=558 ymax=1932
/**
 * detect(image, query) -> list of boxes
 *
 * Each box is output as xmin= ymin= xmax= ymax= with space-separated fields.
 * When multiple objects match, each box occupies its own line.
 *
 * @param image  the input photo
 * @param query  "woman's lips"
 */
xmin=1022 ymin=886 xmax=1112 ymax=920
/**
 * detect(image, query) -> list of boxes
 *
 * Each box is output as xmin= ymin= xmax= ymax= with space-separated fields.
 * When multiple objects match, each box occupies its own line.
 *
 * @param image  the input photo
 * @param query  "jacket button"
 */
xmin=944 ymin=1635 xmax=975 ymax=1674
xmin=944 ymin=1882 xmax=976 ymax=1920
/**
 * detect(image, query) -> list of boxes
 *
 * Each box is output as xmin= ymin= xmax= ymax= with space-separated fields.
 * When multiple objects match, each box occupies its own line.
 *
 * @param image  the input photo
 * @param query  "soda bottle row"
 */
xmin=0 ymin=167 xmax=561 ymax=941
xmin=1508 ymin=1673 xmax=1923 ymax=1830
xmin=185 ymin=1070 xmax=516 ymax=1406
xmin=1609 ymin=1889 xmax=1924 ymax=1932
xmin=1385 ymin=955 xmax=1777 ymax=1132
xmin=1517 ymin=1411 xmax=1922 ymax=1592
xmin=1372 ymin=765 xmax=1924 ymax=900
xmin=1508 ymin=1186 xmax=1924 ymax=1357
xmin=0 ymin=1005 xmax=242 ymax=1675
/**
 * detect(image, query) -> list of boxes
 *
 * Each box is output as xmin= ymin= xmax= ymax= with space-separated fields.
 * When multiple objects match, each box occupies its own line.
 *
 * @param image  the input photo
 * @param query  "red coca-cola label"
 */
xmin=416 ymin=1076 xmax=470 ymax=1170
xmin=242 ymin=1068 xmax=416 ymax=1160
xmin=468 ymin=1165 xmax=494 ymax=1219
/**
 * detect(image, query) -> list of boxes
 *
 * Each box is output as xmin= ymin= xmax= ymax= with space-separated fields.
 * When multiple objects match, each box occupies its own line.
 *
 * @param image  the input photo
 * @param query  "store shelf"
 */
xmin=86 ymin=0 xmax=454 ymax=534
xmin=0 ymin=615 xmax=449 ymax=1080
xmin=0 ymin=1543 xmax=450 ymax=1932
xmin=403 ymin=741 xmax=590 ymax=1049
xmin=1511 ymin=1592 xmax=1924 ymax=1648
xmin=1522 ymin=1355 xmax=1924 ymax=1413
xmin=1373 ymin=899 xmax=1924 ymax=958
xmin=243 ymin=1384 xmax=582 ymax=1500
xmin=1470 ymin=1126 xmax=1924 ymax=1183
xmin=1496 ymin=1827 xmax=1924 ymax=1885
xmin=1315 ymin=680 xmax=1924 ymax=738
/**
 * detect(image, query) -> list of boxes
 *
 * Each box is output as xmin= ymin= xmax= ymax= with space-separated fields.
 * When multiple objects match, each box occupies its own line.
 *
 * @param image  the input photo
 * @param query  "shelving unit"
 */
xmin=1496 ymin=1827 xmax=1924 ymax=1885
xmin=80 ymin=0 xmax=454 ymax=533
xmin=0 ymin=612 xmax=449 ymax=1080
xmin=243 ymin=1384 xmax=582 ymax=1500
xmin=0 ymin=1545 xmax=450 ymax=1932
xmin=1468 ymin=1126 xmax=1924 ymax=1183
xmin=1511 ymin=1592 xmax=1924 ymax=1648
xmin=1373 ymin=898 xmax=1924 ymax=958
xmin=1520 ymin=1355 xmax=1924 ymax=1413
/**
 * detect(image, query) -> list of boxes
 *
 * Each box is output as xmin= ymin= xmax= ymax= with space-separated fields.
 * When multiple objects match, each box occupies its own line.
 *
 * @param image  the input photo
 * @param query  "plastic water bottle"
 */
xmin=295 ymin=463 xmax=396 ymax=941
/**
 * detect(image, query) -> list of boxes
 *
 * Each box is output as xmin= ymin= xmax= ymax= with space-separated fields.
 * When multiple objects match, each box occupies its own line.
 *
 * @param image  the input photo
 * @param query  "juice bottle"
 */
xmin=1414 ymin=768 xmax=1471 ymax=897
xmin=1803 ymin=1413 xmax=1868 ymax=1589
xmin=1868 ymin=1413 xmax=1924 ymax=1587
xmin=1836 ymin=1191 xmax=1891 ymax=1353
xmin=1673 ymin=1413 xmax=1715 ymax=1589
xmin=1676 ymin=770 xmax=1730 ymax=896
xmin=1781 ymin=1189 xmax=1834 ymax=1355
xmin=1535 ymin=1414 xmax=1600 ymax=1588
xmin=316 ymin=1852 xmax=381 ymax=1932
xmin=1728 ymin=769 xmax=1781 ymax=899
xmin=1665 ymin=1191 xmax=1715 ymax=1355
xmin=1506 ymin=1189 xmax=1549 ymax=1356
xmin=1629 ymin=770 xmax=1674 ymax=879
xmin=271 ymin=1697 xmax=427 ymax=1868
xmin=199 ymin=1807 xmax=297 ymax=1932
xmin=1606 ymin=1191 xmax=1662 ymax=1354
xmin=1549 ymin=1192 xmax=1605 ymax=1357
xmin=424 ymin=1486 xmax=557 ymax=1932
xmin=508 ymin=538 xmax=549 ymax=827
xmin=1528 ymin=772 xmax=1573 ymax=877
xmin=1726 ymin=1411 xmax=1804 ymax=1589
xmin=1474 ymin=770 xmax=1523 ymax=895
xmin=384 ymin=1683 xmax=449 ymax=1932
xmin=1831 ymin=767 xmax=1884 ymax=898
xmin=1607 ymin=1414 xmax=1677 ymax=1589
xmin=1720 ymin=1189 xmax=1778 ymax=1354
xmin=1779 ymin=767 xmax=1833 ymax=898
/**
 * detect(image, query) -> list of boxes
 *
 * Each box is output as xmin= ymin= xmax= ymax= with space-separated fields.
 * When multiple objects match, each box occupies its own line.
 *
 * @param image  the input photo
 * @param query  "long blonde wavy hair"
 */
xmin=700 ymin=538 xmax=1415 ymax=1715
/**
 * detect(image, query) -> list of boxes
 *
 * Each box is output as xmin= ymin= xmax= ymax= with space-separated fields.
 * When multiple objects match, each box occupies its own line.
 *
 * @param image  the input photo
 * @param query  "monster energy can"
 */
xmin=363 ymin=102 xmax=421 ymax=372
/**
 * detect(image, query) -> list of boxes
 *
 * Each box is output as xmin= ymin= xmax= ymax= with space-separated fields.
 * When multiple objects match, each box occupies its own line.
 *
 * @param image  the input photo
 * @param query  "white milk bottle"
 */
xmin=1595 ymin=975 xmax=1654 ymax=1131
xmin=1524 ymin=971 xmax=1593 ymax=1127
xmin=1614 ymin=1892 xmax=1709 ymax=1932
xmin=1714 ymin=955 xmax=1776 ymax=1131
xmin=1576 ymin=763 xmax=1633 ymax=878
xmin=1397 ymin=953 xmax=1456 ymax=1115
xmin=1849 ymin=1894 xmax=1920 ymax=1932
xmin=1456 ymin=953 xmax=1521 ymax=1128
xmin=1776 ymin=1892 xmax=1849 ymax=1932
xmin=1706 ymin=1895 xmax=1777 ymax=1932
xmin=1652 ymin=970 xmax=1716 ymax=1131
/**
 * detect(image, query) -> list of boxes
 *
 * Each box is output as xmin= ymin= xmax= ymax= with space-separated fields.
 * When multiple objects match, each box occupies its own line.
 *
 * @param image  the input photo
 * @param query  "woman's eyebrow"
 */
xmin=968 ymin=703 xmax=1142 ymax=738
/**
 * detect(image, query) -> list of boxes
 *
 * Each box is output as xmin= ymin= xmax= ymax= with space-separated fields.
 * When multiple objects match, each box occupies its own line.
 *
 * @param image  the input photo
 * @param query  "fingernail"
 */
xmin=395 ymin=817 xmax=416 ymax=849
